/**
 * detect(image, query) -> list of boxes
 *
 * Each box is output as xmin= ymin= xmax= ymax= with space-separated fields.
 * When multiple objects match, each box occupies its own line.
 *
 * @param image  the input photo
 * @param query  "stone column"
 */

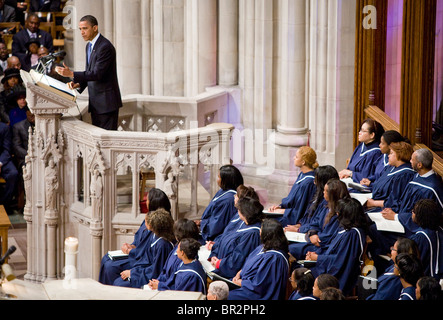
xmin=218 ymin=0 xmax=239 ymax=86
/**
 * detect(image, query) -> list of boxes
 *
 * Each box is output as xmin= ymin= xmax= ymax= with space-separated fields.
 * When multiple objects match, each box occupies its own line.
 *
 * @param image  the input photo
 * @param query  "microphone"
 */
xmin=40 ymin=51 xmax=66 ymax=62
xmin=0 ymin=246 xmax=16 ymax=266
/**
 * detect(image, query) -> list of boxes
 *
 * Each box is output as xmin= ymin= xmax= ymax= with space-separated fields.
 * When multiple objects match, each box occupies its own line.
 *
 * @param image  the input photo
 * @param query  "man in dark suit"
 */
xmin=0 ymin=121 xmax=18 ymax=214
xmin=29 ymin=0 xmax=60 ymax=12
xmin=12 ymin=106 xmax=34 ymax=170
xmin=0 ymin=0 xmax=16 ymax=22
xmin=56 ymin=15 xmax=122 ymax=130
xmin=11 ymin=13 xmax=54 ymax=67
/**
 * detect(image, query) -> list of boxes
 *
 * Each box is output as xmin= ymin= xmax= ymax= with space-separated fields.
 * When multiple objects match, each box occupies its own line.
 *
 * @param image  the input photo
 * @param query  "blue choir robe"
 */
xmin=98 ymin=220 xmax=149 ymax=285
xmin=213 ymin=214 xmax=243 ymax=241
xmin=371 ymin=163 xmax=415 ymax=207
xmin=298 ymin=199 xmax=328 ymax=233
xmin=312 ymin=227 xmax=366 ymax=295
xmin=209 ymin=221 xmax=262 ymax=278
xmin=289 ymin=214 xmax=340 ymax=260
xmin=158 ymin=260 xmax=207 ymax=295
xmin=288 ymin=291 xmax=317 ymax=300
xmin=156 ymin=244 xmax=182 ymax=290
xmin=398 ymin=286 xmax=416 ymax=300
xmin=113 ymin=233 xmax=174 ymax=288
xmin=366 ymin=264 xmax=403 ymax=300
xmin=409 ymin=227 xmax=443 ymax=280
xmin=200 ymin=188 xmax=238 ymax=241
xmin=278 ymin=171 xmax=316 ymax=226
xmin=371 ymin=153 xmax=390 ymax=184
xmin=228 ymin=245 xmax=289 ymax=300
xmin=347 ymin=141 xmax=382 ymax=183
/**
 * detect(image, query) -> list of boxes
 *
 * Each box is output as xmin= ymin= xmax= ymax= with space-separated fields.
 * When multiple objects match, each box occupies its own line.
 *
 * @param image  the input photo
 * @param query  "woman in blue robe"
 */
xmin=209 ymin=196 xmax=263 ymax=278
xmin=367 ymin=237 xmax=420 ymax=300
xmin=394 ymin=253 xmax=424 ymax=300
xmin=148 ymin=218 xmax=200 ymax=290
xmin=228 ymin=219 xmax=289 ymax=300
xmin=409 ymin=199 xmax=443 ymax=280
xmin=199 ymin=165 xmax=244 ymax=242
xmin=113 ymin=208 xmax=175 ymax=288
xmin=98 ymin=188 xmax=171 ymax=285
xmin=366 ymin=142 xmax=415 ymax=211
xmin=339 ymin=119 xmax=384 ymax=183
xmin=289 ymin=179 xmax=349 ymax=260
xmin=284 ymin=165 xmax=339 ymax=234
xmin=267 ymin=146 xmax=318 ymax=227
xmin=308 ymin=198 xmax=369 ymax=295
xmin=288 ymin=268 xmax=317 ymax=300
xmin=152 ymin=238 xmax=207 ymax=295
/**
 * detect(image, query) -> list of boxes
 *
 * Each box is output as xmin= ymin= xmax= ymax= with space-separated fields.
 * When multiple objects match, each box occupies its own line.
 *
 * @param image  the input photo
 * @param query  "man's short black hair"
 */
xmin=80 ymin=15 xmax=98 ymax=27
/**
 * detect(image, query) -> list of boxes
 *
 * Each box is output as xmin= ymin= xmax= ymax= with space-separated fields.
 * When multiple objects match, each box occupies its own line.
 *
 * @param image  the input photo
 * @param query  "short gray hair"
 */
xmin=208 ymin=281 xmax=229 ymax=300
xmin=415 ymin=148 xmax=433 ymax=169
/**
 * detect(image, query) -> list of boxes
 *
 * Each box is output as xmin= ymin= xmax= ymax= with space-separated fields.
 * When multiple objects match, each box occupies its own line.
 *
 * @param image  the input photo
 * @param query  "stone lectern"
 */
xmin=20 ymin=70 xmax=77 ymax=283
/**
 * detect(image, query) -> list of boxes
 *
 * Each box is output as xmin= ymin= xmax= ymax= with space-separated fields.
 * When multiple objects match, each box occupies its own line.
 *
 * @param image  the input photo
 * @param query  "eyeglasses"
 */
xmin=390 ymin=246 xmax=397 ymax=252
xmin=359 ymin=129 xmax=370 ymax=133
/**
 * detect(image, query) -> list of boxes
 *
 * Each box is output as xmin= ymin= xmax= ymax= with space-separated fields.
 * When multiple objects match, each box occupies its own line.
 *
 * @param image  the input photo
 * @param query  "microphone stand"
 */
xmin=35 ymin=56 xmax=56 ymax=76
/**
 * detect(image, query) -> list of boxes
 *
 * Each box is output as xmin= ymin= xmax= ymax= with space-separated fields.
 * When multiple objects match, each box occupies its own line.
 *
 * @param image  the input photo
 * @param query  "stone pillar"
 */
xmin=218 ymin=0 xmax=239 ymax=86
xmin=184 ymin=0 xmax=218 ymax=96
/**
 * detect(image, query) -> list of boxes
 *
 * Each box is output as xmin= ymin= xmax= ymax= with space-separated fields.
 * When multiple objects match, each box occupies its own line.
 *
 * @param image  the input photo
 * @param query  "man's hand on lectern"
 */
xmin=67 ymin=82 xmax=81 ymax=90
xmin=55 ymin=63 xmax=74 ymax=78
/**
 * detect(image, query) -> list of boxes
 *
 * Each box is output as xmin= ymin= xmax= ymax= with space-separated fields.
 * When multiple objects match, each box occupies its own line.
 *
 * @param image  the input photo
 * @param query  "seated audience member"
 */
xmin=367 ymin=237 xmax=420 ymax=300
xmin=416 ymin=276 xmax=443 ymax=301
xmin=369 ymin=149 xmax=443 ymax=257
xmin=267 ymin=146 xmax=318 ymax=227
xmin=409 ymin=199 xmax=443 ymax=280
xmin=312 ymin=273 xmax=340 ymax=299
xmin=12 ymin=13 xmax=53 ymax=65
xmin=0 ymin=42 xmax=9 ymax=75
xmin=7 ymin=87 xmax=27 ymax=127
xmin=0 ymin=121 xmax=18 ymax=214
xmin=29 ymin=0 xmax=61 ymax=12
xmin=228 ymin=218 xmax=289 ymax=300
xmin=198 ymin=164 xmax=244 ymax=242
xmin=21 ymin=38 xmax=40 ymax=71
xmin=289 ymin=179 xmax=349 ymax=260
xmin=209 ymin=196 xmax=263 ymax=278
xmin=366 ymin=141 xmax=415 ymax=210
xmin=12 ymin=106 xmax=34 ymax=170
xmin=394 ymin=253 xmax=424 ymax=300
xmin=207 ymin=281 xmax=229 ymax=300
xmin=6 ymin=56 xmax=21 ymax=69
xmin=99 ymin=188 xmax=171 ymax=285
xmin=153 ymin=238 xmax=207 ymax=295
xmin=285 ymin=165 xmax=339 ymax=233
xmin=147 ymin=218 xmax=199 ymax=291
xmin=0 ymin=68 xmax=25 ymax=124
xmin=320 ymin=287 xmax=346 ymax=300
xmin=339 ymin=119 xmax=384 ymax=183
xmin=5 ymin=1 xmax=28 ymax=25
xmin=0 ymin=0 xmax=16 ymax=22
xmin=308 ymin=198 xmax=369 ymax=296
xmin=360 ymin=130 xmax=408 ymax=187
xmin=114 ymin=208 xmax=175 ymax=288
xmin=288 ymin=268 xmax=316 ymax=300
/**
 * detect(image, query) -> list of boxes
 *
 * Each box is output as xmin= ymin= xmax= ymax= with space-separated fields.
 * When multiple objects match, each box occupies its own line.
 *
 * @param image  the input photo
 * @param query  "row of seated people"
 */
xmin=98 ymin=146 xmax=443 ymax=300
xmin=1 ymin=0 xmax=63 ymax=25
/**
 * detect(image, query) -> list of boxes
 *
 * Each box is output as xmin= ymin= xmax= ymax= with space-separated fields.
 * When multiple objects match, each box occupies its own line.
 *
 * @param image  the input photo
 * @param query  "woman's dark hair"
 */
xmin=173 ymin=219 xmax=199 ymax=242
xmin=236 ymin=185 xmax=259 ymax=201
xmin=219 ymin=165 xmax=244 ymax=191
xmin=308 ymin=165 xmax=339 ymax=215
xmin=320 ymin=287 xmax=346 ymax=300
xmin=236 ymin=196 xmax=264 ymax=225
xmin=292 ymin=268 xmax=315 ymax=296
xmin=382 ymin=130 xmax=408 ymax=145
xmin=179 ymin=238 xmax=202 ymax=260
xmin=316 ymin=273 xmax=340 ymax=290
xmin=362 ymin=119 xmax=385 ymax=143
xmin=417 ymin=276 xmax=443 ymax=301
xmin=260 ymin=218 xmax=288 ymax=253
xmin=324 ymin=179 xmax=350 ymax=225
xmin=413 ymin=199 xmax=442 ymax=231
xmin=145 ymin=208 xmax=175 ymax=242
xmin=148 ymin=188 xmax=171 ymax=213
xmin=395 ymin=253 xmax=424 ymax=286
xmin=336 ymin=198 xmax=369 ymax=233
xmin=395 ymin=237 xmax=421 ymax=258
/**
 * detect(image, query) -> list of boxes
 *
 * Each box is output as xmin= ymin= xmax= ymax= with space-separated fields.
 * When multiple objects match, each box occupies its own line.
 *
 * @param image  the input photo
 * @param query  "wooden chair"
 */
xmin=39 ymin=20 xmax=56 ymax=40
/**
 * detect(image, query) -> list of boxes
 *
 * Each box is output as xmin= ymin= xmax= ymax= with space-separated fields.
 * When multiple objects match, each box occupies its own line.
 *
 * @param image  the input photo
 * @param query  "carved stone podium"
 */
xmin=21 ymin=70 xmax=77 ymax=283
